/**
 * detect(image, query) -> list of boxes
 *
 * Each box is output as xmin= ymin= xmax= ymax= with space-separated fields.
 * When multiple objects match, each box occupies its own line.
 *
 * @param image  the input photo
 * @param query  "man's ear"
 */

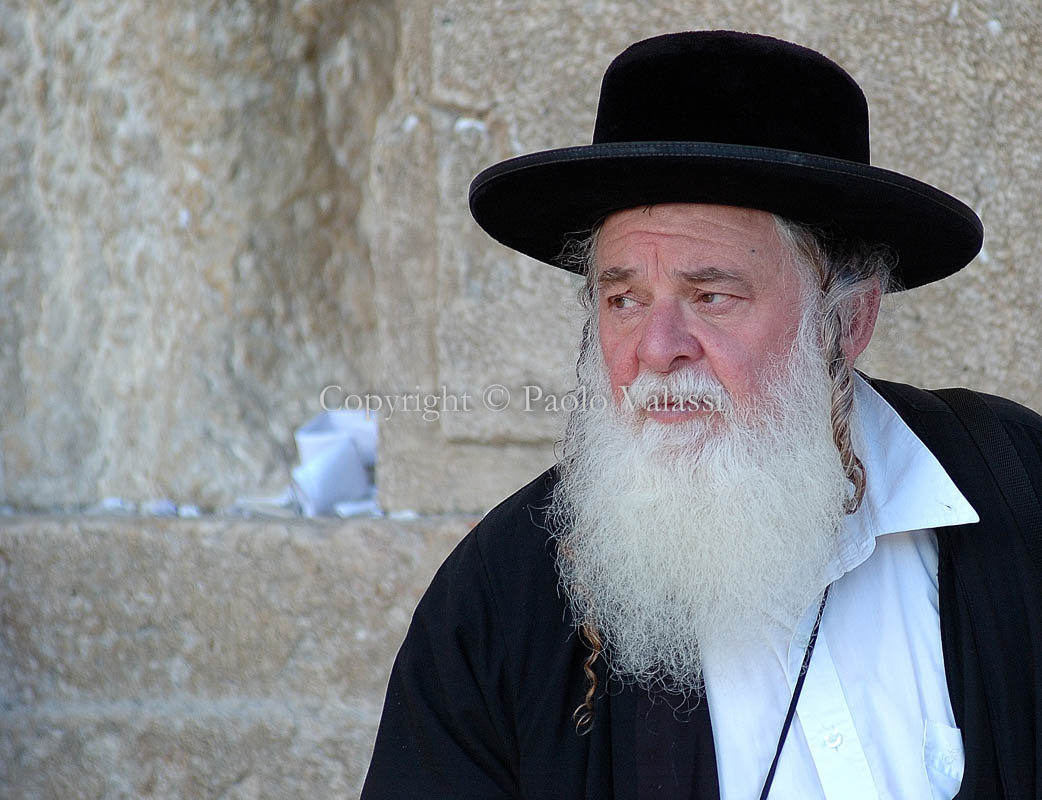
xmin=841 ymin=281 xmax=881 ymax=364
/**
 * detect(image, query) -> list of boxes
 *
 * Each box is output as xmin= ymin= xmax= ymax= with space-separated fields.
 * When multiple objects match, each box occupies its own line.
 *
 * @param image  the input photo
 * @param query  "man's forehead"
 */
xmin=592 ymin=203 xmax=795 ymax=283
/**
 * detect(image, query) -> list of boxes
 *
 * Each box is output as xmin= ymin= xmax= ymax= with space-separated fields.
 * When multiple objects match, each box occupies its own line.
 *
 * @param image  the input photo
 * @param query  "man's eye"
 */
xmin=698 ymin=292 xmax=728 ymax=305
xmin=608 ymin=295 xmax=637 ymax=309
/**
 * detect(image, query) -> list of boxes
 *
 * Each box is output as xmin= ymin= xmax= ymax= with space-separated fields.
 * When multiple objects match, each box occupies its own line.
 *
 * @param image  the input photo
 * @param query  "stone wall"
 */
xmin=0 ymin=515 xmax=472 ymax=798
xmin=0 ymin=0 xmax=396 ymax=510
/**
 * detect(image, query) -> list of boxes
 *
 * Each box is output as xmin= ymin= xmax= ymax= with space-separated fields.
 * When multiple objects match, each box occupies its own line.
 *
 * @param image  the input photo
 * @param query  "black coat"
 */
xmin=362 ymin=379 xmax=1042 ymax=799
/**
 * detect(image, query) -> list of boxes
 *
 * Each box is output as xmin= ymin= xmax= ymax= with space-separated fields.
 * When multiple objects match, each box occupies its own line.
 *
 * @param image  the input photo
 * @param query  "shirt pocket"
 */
xmin=922 ymin=720 xmax=964 ymax=800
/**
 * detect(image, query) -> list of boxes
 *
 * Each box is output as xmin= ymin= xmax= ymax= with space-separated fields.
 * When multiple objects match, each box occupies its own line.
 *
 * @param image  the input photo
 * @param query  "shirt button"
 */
xmin=824 ymin=730 xmax=843 ymax=749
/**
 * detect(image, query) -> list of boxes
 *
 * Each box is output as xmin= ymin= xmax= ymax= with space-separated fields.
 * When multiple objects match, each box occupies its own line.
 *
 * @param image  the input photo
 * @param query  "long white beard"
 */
xmin=548 ymin=317 xmax=849 ymax=697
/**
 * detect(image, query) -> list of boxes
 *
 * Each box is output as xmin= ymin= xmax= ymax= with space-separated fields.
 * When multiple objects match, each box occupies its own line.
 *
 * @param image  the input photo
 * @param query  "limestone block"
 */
xmin=0 ymin=514 xmax=472 ymax=798
xmin=432 ymin=107 xmax=585 ymax=444
xmin=0 ymin=1 xmax=396 ymax=509
xmin=852 ymin=5 xmax=1042 ymax=411
xmin=376 ymin=412 xmax=559 ymax=514
xmin=366 ymin=100 xmax=440 ymax=394
xmin=364 ymin=83 xmax=577 ymax=510
xmin=1 ymin=699 xmax=381 ymax=799
xmin=0 ymin=515 xmax=469 ymax=705
xmin=333 ymin=92 xmax=571 ymax=513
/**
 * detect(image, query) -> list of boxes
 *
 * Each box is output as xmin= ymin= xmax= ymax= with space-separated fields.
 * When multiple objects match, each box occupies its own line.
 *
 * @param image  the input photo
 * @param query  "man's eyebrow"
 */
xmin=596 ymin=265 xmax=753 ymax=291
xmin=674 ymin=267 xmax=753 ymax=291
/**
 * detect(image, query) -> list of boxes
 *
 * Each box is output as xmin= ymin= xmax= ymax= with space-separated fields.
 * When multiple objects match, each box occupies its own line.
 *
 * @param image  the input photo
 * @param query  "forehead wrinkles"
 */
xmin=595 ymin=237 xmax=795 ymax=300
xmin=597 ymin=226 xmax=746 ymax=269
xmin=595 ymin=210 xmax=790 ymax=279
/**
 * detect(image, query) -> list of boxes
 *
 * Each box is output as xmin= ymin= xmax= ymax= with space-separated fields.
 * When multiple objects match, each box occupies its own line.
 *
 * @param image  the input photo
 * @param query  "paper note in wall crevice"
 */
xmin=291 ymin=410 xmax=379 ymax=517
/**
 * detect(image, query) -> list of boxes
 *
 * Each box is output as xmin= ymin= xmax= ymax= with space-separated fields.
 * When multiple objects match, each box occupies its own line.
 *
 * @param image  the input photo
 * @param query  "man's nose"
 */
xmin=634 ymin=299 xmax=703 ymax=374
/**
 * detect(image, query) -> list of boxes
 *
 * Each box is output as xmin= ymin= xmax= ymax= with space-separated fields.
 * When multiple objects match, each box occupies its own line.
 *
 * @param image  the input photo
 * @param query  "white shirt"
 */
xmin=704 ymin=376 xmax=979 ymax=800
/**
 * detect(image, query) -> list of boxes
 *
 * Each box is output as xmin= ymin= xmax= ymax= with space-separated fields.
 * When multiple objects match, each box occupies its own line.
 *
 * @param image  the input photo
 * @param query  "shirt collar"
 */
xmin=832 ymin=375 xmax=979 ymax=576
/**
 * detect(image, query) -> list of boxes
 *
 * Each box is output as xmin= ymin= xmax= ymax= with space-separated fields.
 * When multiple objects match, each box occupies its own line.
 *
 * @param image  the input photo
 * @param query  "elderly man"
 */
xmin=362 ymin=31 xmax=1042 ymax=799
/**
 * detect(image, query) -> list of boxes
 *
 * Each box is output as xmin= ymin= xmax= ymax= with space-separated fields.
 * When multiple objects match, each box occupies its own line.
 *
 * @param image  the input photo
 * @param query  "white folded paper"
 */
xmin=291 ymin=410 xmax=379 ymax=517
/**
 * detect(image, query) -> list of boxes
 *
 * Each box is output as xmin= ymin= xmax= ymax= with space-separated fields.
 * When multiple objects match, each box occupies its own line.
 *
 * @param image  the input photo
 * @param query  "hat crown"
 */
xmin=593 ymin=31 xmax=870 ymax=164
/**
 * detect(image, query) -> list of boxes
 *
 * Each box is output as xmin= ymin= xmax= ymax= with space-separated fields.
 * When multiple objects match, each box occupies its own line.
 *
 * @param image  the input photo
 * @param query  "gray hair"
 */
xmin=772 ymin=216 xmax=895 ymax=512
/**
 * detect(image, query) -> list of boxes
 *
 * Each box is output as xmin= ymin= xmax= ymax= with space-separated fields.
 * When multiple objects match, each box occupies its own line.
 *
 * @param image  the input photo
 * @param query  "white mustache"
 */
xmin=619 ymin=369 xmax=732 ymax=414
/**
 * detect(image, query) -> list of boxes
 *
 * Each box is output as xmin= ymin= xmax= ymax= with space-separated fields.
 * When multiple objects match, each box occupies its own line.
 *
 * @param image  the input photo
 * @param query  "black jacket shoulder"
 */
xmin=868 ymin=376 xmax=1042 ymax=429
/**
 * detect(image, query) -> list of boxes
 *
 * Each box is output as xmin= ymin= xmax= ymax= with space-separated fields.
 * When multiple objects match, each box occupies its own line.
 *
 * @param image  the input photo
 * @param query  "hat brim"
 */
xmin=468 ymin=142 xmax=983 ymax=291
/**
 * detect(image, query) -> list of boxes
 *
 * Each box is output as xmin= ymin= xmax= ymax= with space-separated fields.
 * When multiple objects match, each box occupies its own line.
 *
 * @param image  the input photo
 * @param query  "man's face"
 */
xmin=554 ymin=208 xmax=848 ymax=694
xmin=595 ymin=203 xmax=809 ymax=420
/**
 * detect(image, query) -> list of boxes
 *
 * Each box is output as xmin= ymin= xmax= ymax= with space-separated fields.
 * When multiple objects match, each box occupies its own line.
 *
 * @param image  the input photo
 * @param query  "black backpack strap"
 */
xmin=929 ymin=387 xmax=1042 ymax=595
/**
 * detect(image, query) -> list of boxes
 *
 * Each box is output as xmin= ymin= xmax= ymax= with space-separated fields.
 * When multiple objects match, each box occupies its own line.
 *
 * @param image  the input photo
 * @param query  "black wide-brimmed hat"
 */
xmin=468 ymin=31 xmax=983 ymax=290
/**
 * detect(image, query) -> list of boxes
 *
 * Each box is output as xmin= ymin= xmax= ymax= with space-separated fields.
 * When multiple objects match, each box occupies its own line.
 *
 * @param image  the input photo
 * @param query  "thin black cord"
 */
xmin=758 ymin=583 xmax=832 ymax=800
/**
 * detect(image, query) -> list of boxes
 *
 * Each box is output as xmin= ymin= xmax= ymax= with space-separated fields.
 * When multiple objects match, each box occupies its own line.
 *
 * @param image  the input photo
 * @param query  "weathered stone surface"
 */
xmin=0 ymin=514 xmax=471 ymax=798
xmin=0 ymin=515 xmax=468 ymax=706
xmin=0 ymin=1 xmax=396 ymax=509
xmin=2 ymin=699 xmax=378 ymax=799
xmin=362 ymin=4 xmax=581 ymax=511
xmin=1 ymin=0 xmax=1040 ymax=512
xmin=432 ymin=107 xmax=585 ymax=445
xmin=855 ymin=4 xmax=1042 ymax=410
